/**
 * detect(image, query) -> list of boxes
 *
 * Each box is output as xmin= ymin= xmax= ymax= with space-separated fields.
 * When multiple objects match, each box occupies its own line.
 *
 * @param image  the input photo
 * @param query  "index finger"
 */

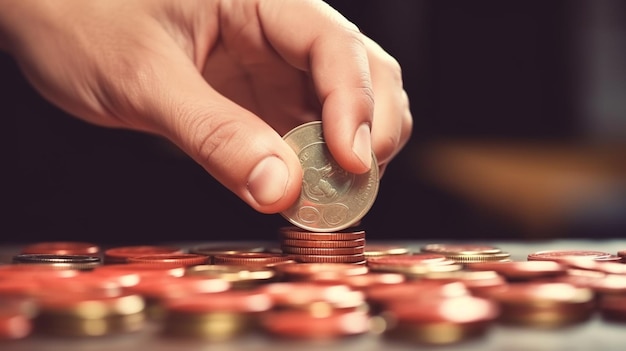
xmin=258 ymin=0 xmax=374 ymax=174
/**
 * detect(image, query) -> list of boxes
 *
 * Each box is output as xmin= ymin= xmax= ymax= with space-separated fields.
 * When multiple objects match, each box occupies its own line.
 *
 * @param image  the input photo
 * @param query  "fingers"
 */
xmin=135 ymin=53 xmax=303 ymax=214
xmin=365 ymin=37 xmax=413 ymax=173
xmin=258 ymin=0 xmax=375 ymax=174
xmin=258 ymin=0 xmax=411 ymax=175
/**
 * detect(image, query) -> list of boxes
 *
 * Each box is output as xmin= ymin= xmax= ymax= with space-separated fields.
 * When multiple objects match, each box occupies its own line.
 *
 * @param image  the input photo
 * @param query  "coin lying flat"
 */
xmin=280 ymin=121 xmax=379 ymax=232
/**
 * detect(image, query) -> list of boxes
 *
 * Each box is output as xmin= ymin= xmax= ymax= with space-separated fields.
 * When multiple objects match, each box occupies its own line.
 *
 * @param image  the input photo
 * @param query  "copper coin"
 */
xmin=280 ymin=238 xmax=366 ymax=248
xmin=385 ymin=294 xmax=499 ymax=324
xmin=363 ymin=244 xmax=411 ymax=257
xmin=212 ymin=253 xmax=291 ymax=266
xmin=258 ymin=282 xmax=357 ymax=307
xmin=527 ymin=250 xmax=613 ymax=261
xmin=486 ymin=282 xmax=596 ymax=327
xmin=163 ymin=290 xmax=273 ymax=313
xmin=126 ymin=253 xmax=208 ymax=267
xmin=365 ymin=281 xmax=469 ymax=306
xmin=261 ymin=310 xmax=370 ymax=339
xmin=36 ymin=273 xmax=124 ymax=297
xmin=37 ymin=292 xmax=145 ymax=318
xmin=456 ymin=271 xmax=508 ymax=295
xmin=185 ymin=264 xmax=276 ymax=288
xmin=366 ymin=253 xmax=448 ymax=268
xmin=587 ymin=274 xmax=626 ymax=296
xmin=127 ymin=275 xmax=231 ymax=299
xmin=556 ymin=258 xmax=626 ymax=275
xmin=273 ymin=263 xmax=368 ymax=281
xmin=553 ymin=269 xmax=606 ymax=289
xmin=314 ymin=272 xmax=406 ymax=289
xmin=92 ymin=263 xmax=186 ymax=287
xmin=421 ymin=244 xmax=502 ymax=255
xmin=0 ymin=279 xmax=42 ymax=296
xmin=0 ymin=264 xmax=80 ymax=279
xmin=103 ymin=245 xmax=184 ymax=263
xmin=289 ymin=253 xmax=366 ymax=264
xmin=20 ymin=241 xmax=100 ymax=256
xmin=281 ymin=246 xmax=365 ymax=255
xmin=465 ymin=260 xmax=568 ymax=280
xmin=188 ymin=244 xmax=267 ymax=260
xmin=279 ymin=227 xmax=366 ymax=241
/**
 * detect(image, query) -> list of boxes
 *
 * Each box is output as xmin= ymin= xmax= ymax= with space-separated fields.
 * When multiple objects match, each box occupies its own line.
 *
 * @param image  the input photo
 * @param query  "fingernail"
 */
xmin=352 ymin=123 xmax=372 ymax=169
xmin=247 ymin=156 xmax=289 ymax=206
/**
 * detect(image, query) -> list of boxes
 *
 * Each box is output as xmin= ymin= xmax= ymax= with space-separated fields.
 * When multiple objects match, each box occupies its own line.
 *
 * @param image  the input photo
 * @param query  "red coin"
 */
xmin=91 ymin=263 xmax=185 ymax=287
xmin=261 ymin=310 xmax=370 ymax=339
xmin=126 ymin=253 xmax=208 ymax=267
xmin=527 ymin=250 xmax=612 ymax=261
xmin=385 ymin=295 xmax=499 ymax=324
xmin=127 ymin=275 xmax=231 ymax=300
xmin=103 ymin=245 xmax=183 ymax=263
xmin=365 ymin=281 xmax=469 ymax=306
xmin=273 ymin=263 xmax=368 ymax=281
xmin=421 ymin=244 xmax=502 ymax=255
xmin=366 ymin=253 xmax=448 ymax=268
xmin=363 ymin=244 xmax=411 ymax=257
xmin=465 ymin=260 xmax=568 ymax=280
xmin=314 ymin=272 xmax=406 ymax=289
xmin=0 ymin=265 xmax=80 ymax=280
xmin=212 ymin=252 xmax=291 ymax=266
xmin=163 ymin=290 xmax=273 ymax=313
xmin=258 ymin=282 xmax=364 ymax=309
xmin=20 ymin=241 xmax=100 ymax=256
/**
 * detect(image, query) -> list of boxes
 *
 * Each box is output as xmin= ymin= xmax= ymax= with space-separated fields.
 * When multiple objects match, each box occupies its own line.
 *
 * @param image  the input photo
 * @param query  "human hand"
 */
xmin=0 ymin=0 xmax=412 ymax=214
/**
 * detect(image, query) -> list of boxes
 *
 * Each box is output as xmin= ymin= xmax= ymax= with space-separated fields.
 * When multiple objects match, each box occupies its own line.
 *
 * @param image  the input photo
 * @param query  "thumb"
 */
xmin=136 ymin=61 xmax=302 ymax=214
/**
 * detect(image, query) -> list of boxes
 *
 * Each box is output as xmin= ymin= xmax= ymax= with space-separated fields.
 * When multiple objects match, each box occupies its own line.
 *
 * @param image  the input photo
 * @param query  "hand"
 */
xmin=0 ymin=0 xmax=412 ymax=214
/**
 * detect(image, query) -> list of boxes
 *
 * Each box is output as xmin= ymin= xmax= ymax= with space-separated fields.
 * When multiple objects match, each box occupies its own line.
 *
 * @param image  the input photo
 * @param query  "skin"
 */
xmin=0 ymin=0 xmax=412 ymax=214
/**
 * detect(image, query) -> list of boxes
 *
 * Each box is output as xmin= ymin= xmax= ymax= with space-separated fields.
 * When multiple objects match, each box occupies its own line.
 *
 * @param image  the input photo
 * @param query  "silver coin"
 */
xmin=280 ymin=121 xmax=379 ymax=232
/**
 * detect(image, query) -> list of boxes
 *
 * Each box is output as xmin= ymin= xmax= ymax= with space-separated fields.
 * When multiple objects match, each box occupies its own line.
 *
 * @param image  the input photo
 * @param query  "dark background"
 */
xmin=3 ymin=1 xmax=624 ymax=245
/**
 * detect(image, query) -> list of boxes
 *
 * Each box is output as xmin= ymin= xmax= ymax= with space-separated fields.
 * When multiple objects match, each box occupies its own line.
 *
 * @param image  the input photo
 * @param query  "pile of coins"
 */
xmin=278 ymin=226 xmax=367 ymax=264
xmin=2 ymin=240 xmax=626 ymax=345
xmin=1 ymin=122 xmax=625 ymax=344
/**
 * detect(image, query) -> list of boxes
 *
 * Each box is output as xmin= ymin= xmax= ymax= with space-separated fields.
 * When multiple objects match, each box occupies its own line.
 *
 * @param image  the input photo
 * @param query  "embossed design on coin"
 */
xmin=280 ymin=121 xmax=379 ymax=232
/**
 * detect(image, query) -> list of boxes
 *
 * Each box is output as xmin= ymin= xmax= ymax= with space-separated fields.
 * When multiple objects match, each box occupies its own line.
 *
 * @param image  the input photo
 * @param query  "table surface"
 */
xmin=2 ymin=238 xmax=626 ymax=351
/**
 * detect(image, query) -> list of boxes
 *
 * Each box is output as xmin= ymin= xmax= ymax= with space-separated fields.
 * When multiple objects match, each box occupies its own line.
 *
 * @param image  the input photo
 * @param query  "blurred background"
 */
xmin=3 ymin=0 xmax=625 ymax=245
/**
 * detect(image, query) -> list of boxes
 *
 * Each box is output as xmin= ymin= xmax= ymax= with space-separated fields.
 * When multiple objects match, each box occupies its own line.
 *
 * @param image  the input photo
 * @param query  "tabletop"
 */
xmin=1 ymin=238 xmax=626 ymax=351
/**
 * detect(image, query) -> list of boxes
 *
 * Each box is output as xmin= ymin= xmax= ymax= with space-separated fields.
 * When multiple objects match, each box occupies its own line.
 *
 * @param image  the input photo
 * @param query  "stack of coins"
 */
xmin=278 ymin=226 xmax=367 ymax=264
xmin=420 ymin=244 xmax=511 ymax=263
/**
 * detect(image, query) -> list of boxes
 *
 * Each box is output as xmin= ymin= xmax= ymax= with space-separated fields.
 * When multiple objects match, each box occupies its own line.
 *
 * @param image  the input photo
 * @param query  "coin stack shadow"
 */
xmin=278 ymin=226 xmax=367 ymax=265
